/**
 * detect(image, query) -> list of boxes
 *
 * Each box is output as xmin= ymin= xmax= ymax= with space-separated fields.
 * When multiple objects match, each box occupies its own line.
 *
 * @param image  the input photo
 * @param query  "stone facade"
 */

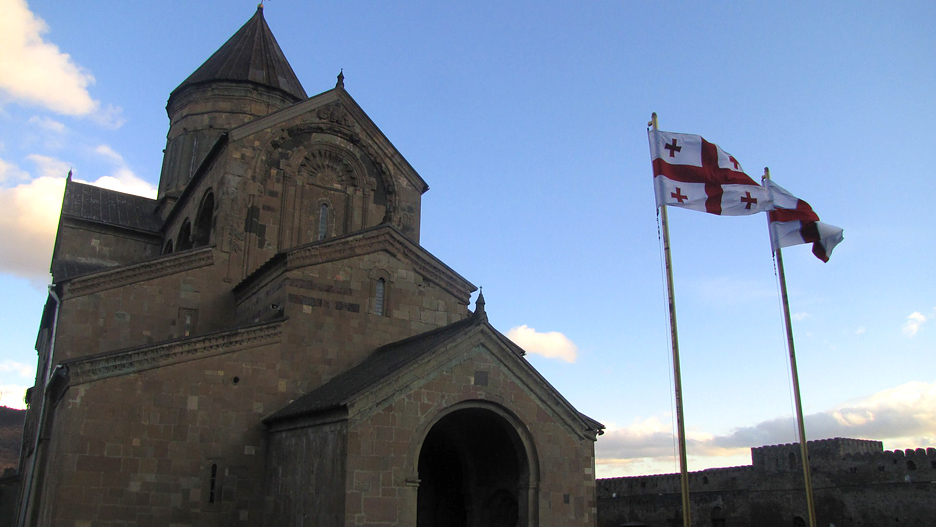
xmin=15 ymin=8 xmax=602 ymax=527
xmin=597 ymin=438 xmax=936 ymax=527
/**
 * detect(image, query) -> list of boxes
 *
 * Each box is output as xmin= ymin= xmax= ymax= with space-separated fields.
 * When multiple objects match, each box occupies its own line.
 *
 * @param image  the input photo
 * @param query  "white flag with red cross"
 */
xmin=648 ymin=129 xmax=771 ymax=215
xmin=765 ymin=179 xmax=844 ymax=262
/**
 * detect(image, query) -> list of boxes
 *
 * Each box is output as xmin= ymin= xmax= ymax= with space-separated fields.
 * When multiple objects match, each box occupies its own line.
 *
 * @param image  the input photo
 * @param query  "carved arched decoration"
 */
xmin=163 ymin=240 xmax=174 ymax=255
xmin=193 ymin=189 xmax=215 ymax=247
xmin=253 ymin=120 xmax=400 ymax=223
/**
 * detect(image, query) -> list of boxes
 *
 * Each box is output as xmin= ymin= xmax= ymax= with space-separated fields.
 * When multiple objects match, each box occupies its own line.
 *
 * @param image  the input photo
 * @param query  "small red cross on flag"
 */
xmin=648 ymin=129 xmax=771 ymax=216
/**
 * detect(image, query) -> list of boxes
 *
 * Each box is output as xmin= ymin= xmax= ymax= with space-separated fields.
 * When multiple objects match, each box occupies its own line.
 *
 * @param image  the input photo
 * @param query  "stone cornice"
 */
xmin=63 ymin=247 xmax=214 ymax=298
xmin=64 ymin=320 xmax=283 ymax=385
xmin=289 ymin=227 xmax=473 ymax=302
xmin=237 ymin=226 xmax=475 ymax=304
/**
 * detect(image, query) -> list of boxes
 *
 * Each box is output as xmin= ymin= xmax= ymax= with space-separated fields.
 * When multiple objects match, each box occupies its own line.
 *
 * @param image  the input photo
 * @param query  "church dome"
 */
xmin=168 ymin=6 xmax=307 ymax=106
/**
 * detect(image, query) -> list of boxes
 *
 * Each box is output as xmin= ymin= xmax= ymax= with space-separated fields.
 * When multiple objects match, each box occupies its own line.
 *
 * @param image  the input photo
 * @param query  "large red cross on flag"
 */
xmin=649 ymin=129 xmax=771 ymax=215
xmin=765 ymin=179 xmax=844 ymax=262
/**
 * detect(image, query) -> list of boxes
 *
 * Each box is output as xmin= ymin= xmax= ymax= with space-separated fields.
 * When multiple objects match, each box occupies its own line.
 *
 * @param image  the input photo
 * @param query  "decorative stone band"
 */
xmin=289 ymin=229 xmax=474 ymax=301
xmin=63 ymin=247 xmax=214 ymax=298
xmin=234 ymin=225 xmax=475 ymax=306
xmin=63 ymin=320 xmax=282 ymax=386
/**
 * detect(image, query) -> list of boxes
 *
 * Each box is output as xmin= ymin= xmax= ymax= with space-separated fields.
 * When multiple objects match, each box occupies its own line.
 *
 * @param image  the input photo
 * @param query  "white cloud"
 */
xmin=792 ymin=312 xmax=809 ymax=322
xmin=28 ymin=115 xmax=66 ymax=133
xmin=0 ymin=0 xmax=123 ymax=126
xmin=855 ymin=326 xmax=866 ymax=335
xmin=0 ymin=157 xmax=66 ymax=280
xmin=902 ymin=312 xmax=927 ymax=336
xmin=25 ymin=153 xmax=69 ymax=179
xmin=0 ymin=157 xmax=29 ymax=184
xmin=0 ymin=360 xmax=35 ymax=379
xmin=0 ymin=152 xmax=156 ymax=281
xmin=0 ymin=384 xmax=30 ymax=410
xmin=83 ymin=144 xmax=156 ymax=199
xmin=596 ymin=381 xmax=936 ymax=477
xmin=506 ymin=324 xmax=578 ymax=363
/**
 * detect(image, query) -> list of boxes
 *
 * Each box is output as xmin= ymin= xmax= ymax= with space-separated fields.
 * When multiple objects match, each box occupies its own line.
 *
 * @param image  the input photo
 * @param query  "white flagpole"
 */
xmin=763 ymin=168 xmax=818 ymax=527
xmin=651 ymin=113 xmax=692 ymax=527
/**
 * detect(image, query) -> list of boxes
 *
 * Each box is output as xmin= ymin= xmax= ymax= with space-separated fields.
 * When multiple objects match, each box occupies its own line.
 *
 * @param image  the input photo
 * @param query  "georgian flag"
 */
xmin=765 ymin=179 xmax=843 ymax=262
xmin=649 ymin=130 xmax=771 ymax=215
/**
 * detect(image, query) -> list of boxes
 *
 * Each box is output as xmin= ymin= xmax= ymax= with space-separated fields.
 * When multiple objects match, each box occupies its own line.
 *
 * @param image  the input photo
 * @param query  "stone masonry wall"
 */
xmin=53 ymin=249 xmax=233 ymax=362
xmin=342 ymin=344 xmax=597 ymax=527
xmin=597 ymin=438 xmax=936 ymax=527
xmin=34 ymin=330 xmax=361 ymax=526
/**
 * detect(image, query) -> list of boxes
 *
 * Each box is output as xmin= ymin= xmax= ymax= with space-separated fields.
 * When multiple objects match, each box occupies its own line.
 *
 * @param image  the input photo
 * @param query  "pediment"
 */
xmin=265 ymin=313 xmax=603 ymax=441
xmin=234 ymin=224 xmax=475 ymax=306
xmin=229 ymin=88 xmax=428 ymax=194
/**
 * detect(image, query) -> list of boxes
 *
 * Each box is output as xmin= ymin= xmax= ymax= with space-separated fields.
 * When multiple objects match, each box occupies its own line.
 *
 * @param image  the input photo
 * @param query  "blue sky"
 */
xmin=0 ymin=0 xmax=933 ymax=477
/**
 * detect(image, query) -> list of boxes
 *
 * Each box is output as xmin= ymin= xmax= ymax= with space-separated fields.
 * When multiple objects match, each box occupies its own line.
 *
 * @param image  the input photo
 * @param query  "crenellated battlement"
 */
xmin=597 ymin=465 xmax=755 ymax=498
xmin=598 ymin=437 xmax=936 ymax=526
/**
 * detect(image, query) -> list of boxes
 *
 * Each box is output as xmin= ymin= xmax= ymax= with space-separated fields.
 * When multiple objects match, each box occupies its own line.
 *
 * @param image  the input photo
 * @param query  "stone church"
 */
xmin=15 ymin=7 xmax=603 ymax=527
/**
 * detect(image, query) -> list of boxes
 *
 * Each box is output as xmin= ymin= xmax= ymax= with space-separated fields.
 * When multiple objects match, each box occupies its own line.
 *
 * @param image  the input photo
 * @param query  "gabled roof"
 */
xmin=264 ymin=313 xmax=483 ymax=423
xmin=61 ymin=180 xmax=161 ymax=233
xmin=264 ymin=307 xmax=605 ymax=438
xmin=170 ymin=6 xmax=307 ymax=103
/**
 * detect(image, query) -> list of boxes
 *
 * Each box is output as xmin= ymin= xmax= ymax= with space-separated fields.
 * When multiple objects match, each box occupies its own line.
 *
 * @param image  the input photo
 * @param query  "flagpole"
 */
xmin=763 ymin=168 xmax=818 ymax=527
xmin=651 ymin=113 xmax=692 ymax=527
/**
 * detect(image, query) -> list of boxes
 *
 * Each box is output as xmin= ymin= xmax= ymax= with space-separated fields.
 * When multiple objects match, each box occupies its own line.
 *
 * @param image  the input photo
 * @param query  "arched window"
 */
xmin=164 ymin=240 xmax=174 ymax=255
xmin=193 ymin=191 xmax=214 ymax=247
xmin=317 ymin=203 xmax=329 ymax=240
xmin=788 ymin=452 xmax=797 ymax=469
xmin=177 ymin=220 xmax=193 ymax=251
xmin=793 ymin=516 xmax=806 ymax=527
xmin=375 ymin=278 xmax=386 ymax=316
xmin=907 ymin=460 xmax=917 ymax=471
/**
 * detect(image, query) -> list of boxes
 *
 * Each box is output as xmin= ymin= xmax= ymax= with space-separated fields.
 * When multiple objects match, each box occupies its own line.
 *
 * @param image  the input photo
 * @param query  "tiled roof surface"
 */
xmin=171 ymin=7 xmax=307 ymax=102
xmin=265 ymin=314 xmax=480 ymax=423
xmin=51 ymin=259 xmax=119 ymax=282
xmin=61 ymin=181 xmax=161 ymax=233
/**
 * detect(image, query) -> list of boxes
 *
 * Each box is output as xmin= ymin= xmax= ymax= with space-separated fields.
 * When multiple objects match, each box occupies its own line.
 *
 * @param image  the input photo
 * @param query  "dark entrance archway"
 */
xmin=416 ymin=406 xmax=531 ymax=527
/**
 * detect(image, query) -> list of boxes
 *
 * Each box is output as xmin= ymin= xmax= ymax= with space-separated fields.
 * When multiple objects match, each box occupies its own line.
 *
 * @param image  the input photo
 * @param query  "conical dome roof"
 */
xmin=169 ymin=6 xmax=307 ymax=103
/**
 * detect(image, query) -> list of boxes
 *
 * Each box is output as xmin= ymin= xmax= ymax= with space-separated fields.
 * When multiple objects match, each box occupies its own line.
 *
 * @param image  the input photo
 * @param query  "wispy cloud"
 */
xmin=28 ymin=115 xmax=66 ymax=134
xmin=0 ymin=0 xmax=123 ymax=126
xmin=0 ymin=157 xmax=29 ymax=184
xmin=506 ymin=325 xmax=578 ymax=363
xmin=902 ymin=312 xmax=928 ymax=336
xmin=596 ymin=381 xmax=936 ymax=477
xmin=0 ymin=360 xmax=35 ymax=379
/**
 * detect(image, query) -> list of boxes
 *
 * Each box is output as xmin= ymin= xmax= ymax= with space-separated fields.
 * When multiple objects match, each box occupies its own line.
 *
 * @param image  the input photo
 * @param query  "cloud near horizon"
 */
xmin=506 ymin=325 xmax=578 ymax=363
xmin=596 ymin=380 xmax=936 ymax=478
xmin=0 ymin=0 xmax=123 ymax=127
xmin=0 ymin=359 xmax=36 ymax=409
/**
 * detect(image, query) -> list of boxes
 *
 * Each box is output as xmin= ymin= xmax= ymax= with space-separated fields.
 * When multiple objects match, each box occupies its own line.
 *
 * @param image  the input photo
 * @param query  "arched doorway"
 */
xmin=416 ymin=406 xmax=533 ymax=527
